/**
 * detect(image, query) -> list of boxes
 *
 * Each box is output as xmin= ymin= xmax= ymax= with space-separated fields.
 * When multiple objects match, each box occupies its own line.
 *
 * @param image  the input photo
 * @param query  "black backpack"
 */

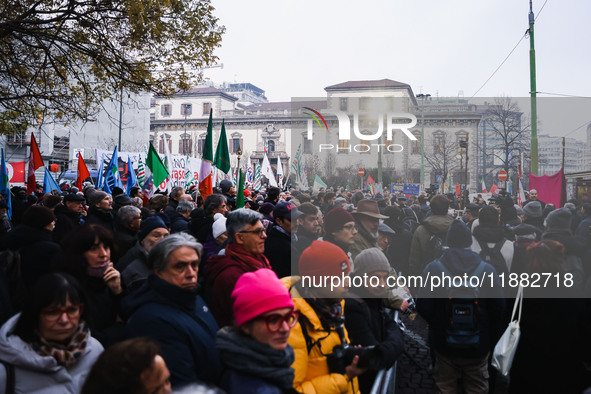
xmin=426 ymin=231 xmax=448 ymax=262
xmin=477 ymin=239 xmax=508 ymax=276
xmin=433 ymin=260 xmax=487 ymax=349
xmin=401 ymin=208 xmax=420 ymax=235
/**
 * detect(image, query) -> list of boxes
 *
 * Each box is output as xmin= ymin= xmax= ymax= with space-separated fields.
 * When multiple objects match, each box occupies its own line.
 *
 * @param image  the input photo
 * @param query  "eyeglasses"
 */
xmin=239 ymin=228 xmax=266 ymax=237
xmin=342 ymin=224 xmax=358 ymax=231
xmin=258 ymin=310 xmax=299 ymax=332
xmin=41 ymin=304 xmax=84 ymax=322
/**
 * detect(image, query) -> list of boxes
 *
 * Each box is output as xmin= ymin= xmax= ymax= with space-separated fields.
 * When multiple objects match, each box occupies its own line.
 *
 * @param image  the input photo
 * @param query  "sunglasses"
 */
xmin=257 ymin=310 xmax=299 ymax=332
xmin=41 ymin=304 xmax=84 ymax=323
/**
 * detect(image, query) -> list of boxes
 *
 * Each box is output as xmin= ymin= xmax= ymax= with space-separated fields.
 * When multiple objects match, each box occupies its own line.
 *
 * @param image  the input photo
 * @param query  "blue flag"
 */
xmin=43 ymin=166 xmax=60 ymax=194
xmin=126 ymin=156 xmax=137 ymax=195
xmin=0 ymin=149 xmax=12 ymax=219
xmin=96 ymin=154 xmax=104 ymax=189
xmin=103 ymin=147 xmax=123 ymax=194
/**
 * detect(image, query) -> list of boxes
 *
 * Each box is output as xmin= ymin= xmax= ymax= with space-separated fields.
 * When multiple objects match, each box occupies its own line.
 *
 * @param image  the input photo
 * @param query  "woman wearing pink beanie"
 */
xmin=216 ymin=268 xmax=299 ymax=393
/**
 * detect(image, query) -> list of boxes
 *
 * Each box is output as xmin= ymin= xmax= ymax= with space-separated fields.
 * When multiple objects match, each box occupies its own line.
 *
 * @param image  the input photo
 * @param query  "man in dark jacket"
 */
xmin=219 ymin=179 xmax=237 ymax=210
xmin=170 ymin=200 xmax=192 ymax=234
xmin=85 ymin=189 xmax=114 ymax=231
xmin=575 ymin=202 xmax=591 ymax=243
xmin=163 ymin=186 xmax=185 ymax=219
xmin=53 ymin=192 xmax=86 ymax=244
xmin=264 ymin=201 xmax=303 ymax=279
xmin=418 ymin=220 xmax=505 ymax=394
xmin=114 ymin=205 xmax=141 ymax=260
xmin=294 ymin=202 xmax=319 ymax=252
xmin=124 ymin=233 xmax=221 ymax=389
xmin=350 ymin=199 xmax=388 ymax=261
xmin=383 ymin=205 xmax=413 ymax=275
xmin=202 ymin=209 xmax=271 ymax=327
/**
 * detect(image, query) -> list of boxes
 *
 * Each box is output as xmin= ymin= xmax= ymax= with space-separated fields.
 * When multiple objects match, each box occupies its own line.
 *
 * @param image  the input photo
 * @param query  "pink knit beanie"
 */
xmin=232 ymin=268 xmax=294 ymax=327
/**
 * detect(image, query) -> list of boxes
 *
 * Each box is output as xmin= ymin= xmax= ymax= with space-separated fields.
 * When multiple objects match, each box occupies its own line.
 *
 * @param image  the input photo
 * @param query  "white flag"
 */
xmin=246 ymin=155 xmax=253 ymax=184
xmin=261 ymin=153 xmax=278 ymax=187
xmin=276 ymin=158 xmax=284 ymax=188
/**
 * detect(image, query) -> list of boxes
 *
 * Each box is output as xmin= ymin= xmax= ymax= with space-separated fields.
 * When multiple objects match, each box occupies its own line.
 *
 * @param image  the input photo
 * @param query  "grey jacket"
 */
xmin=0 ymin=314 xmax=103 ymax=394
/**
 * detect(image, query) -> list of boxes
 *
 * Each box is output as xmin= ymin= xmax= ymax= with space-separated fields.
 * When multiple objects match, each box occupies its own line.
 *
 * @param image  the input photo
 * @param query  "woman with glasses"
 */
xmin=216 ymin=269 xmax=299 ymax=394
xmin=323 ymin=207 xmax=358 ymax=259
xmin=56 ymin=223 xmax=125 ymax=347
xmin=0 ymin=273 xmax=103 ymax=393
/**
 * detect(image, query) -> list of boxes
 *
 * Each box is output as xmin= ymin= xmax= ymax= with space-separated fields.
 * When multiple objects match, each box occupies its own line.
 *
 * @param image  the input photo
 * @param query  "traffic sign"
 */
xmin=498 ymin=170 xmax=507 ymax=181
xmin=358 ymin=168 xmax=365 ymax=177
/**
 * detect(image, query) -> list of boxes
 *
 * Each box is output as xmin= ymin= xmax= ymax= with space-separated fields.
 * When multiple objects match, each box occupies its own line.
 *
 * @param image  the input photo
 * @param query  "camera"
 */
xmin=326 ymin=344 xmax=380 ymax=374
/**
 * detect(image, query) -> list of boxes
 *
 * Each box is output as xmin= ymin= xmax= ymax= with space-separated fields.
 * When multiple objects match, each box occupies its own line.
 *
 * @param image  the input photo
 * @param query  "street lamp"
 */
xmin=236 ymin=146 xmax=243 ymax=171
xmin=416 ymin=93 xmax=431 ymax=191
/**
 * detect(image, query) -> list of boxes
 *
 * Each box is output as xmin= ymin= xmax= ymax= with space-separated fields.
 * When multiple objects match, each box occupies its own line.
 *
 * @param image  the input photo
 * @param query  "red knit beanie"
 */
xmin=299 ymin=240 xmax=351 ymax=278
xmin=324 ymin=207 xmax=355 ymax=235
xmin=232 ymin=269 xmax=294 ymax=327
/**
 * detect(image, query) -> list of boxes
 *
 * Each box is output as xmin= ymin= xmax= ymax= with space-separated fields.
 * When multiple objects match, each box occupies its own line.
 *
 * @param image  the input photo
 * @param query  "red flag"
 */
xmin=366 ymin=174 xmax=375 ymax=185
xmin=489 ymin=184 xmax=499 ymax=194
xmin=27 ymin=133 xmax=44 ymax=195
xmin=75 ymin=152 xmax=91 ymax=189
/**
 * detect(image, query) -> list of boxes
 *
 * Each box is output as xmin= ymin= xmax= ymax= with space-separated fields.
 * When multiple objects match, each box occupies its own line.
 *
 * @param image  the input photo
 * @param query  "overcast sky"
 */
xmin=206 ymin=0 xmax=591 ymax=140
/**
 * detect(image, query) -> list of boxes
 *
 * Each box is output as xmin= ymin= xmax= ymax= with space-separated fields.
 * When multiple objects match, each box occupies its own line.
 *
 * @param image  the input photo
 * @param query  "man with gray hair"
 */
xmin=202 ymin=208 xmax=271 ymax=327
xmin=170 ymin=200 xmax=193 ymax=234
xmin=124 ymin=232 xmax=221 ymax=389
xmin=164 ymin=186 xmax=185 ymax=219
xmin=114 ymin=205 xmax=142 ymax=258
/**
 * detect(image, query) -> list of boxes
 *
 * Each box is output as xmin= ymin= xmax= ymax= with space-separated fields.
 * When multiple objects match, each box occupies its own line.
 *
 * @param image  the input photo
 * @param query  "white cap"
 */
xmin=212 ymin=213 xmax=227 ymax=239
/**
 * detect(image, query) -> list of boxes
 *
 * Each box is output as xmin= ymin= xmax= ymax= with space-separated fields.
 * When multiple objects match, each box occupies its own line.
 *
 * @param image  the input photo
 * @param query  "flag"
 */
xmin=517 ymin=163 xmax=526 ymax=207
xmin=199 ymin=109 xmax=214 ymax=200
xmin=253 ymin=162 xmax=262 ymax=190
xmin=214 ymin=120 xmax=231 ymax=174
xmin=27 ymin=133 xmax=44 ymax=195
xmin=302 ymin=164 xmax=309 ymax=189
xmin=481 ymin=176 xmax=487 ymax=193
xmin=490 ymin=184 xmax=499 ymax=194
xmin=184 ymin=156 xmax=195 ymax=188
xmin=103 ymin=146 xmax=123 ymax=194
xmin=507 ymin=180 xmax=512 ymax=194
xmin=161 ymin=133 xmax=173 ymax=192
xmin=125 ymin=155 xmax=137 ymax=194
xmin=137 ymin=154 xmax=146 ymax=188
xmin=146 ymin=142 xmax=169 ymax=187
xmin=291 ymin=144 xmax=303 ymax=187
xmin=43 ymin=166 xmax=60 ymax=194
xmin=276 ymin=158 xmax=284 ymax=189
xmin=263 ymin=137 xmax=268 ymax=154
xmin=0 ymin=149 xmax=12 ymax=218
xmin=75 ymin=152 xmax=91 ymax=189
xmin=366 ymin=174 xmax=376 ymax=195
xmin=313 ymin=174 xmax=327 ymax=191
xmin=96 ymin=154 xmax=104 ymax=189
xmin=236 ymin=169 xmax=245 ymax=209
xmin=261 ymin=153 xmax=277 ymax=187
xmin=245 ymin=155 xmax=253 ymax=184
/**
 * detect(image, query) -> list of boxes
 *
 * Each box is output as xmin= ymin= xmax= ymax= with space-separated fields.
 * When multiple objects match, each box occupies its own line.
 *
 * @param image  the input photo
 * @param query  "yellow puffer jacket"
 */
xmin=282 ymin=276 xmax=360 ymax=394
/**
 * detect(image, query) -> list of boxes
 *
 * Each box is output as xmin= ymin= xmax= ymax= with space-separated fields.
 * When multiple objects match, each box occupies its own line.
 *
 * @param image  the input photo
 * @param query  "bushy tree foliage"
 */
xmin=0 ymin=0 xmax=224 ymax=133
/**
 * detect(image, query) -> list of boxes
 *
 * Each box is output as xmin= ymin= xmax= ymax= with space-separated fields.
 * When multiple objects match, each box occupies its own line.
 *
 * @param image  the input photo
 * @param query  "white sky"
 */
xmin=206 ymin=0 xmax=591 ymax=140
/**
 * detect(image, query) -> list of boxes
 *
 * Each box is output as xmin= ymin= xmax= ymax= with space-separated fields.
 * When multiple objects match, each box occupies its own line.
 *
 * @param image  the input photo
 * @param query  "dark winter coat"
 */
xmin=576 ymin=216 xmax=591 ymax=243
xmin=163 ymin=199 xmax=179 ymax=220
xmin=409 ymin=214 xmax=454 ymax=276
xmin=113 ymin=224 xmax=138 ymax=261
xmin=170 ymin=212 xmax=190 ymax=234
xmin=542 ymin=230 xmax=590 ymax=291
xmin=295 ymin=226 xmax=317 ymax=254
xmin=264 ymin=225 xmax=297 ymax=279
xmin=123 ymin=275 xmax=221 ymax=389
xmin=383 ymin=218 xmax=413 ymax=275
xmin=116 ymin=241 xmax=147 ymax=272
xmin=345 ymin=294 xmax=404 ymax=394
xmin=417 ymin=247 xmax=505 ymax=358
xmin=53 ymin=204 xmax=83 ymax=244
xmin=85 ymin=206 xmax=114 ymax=232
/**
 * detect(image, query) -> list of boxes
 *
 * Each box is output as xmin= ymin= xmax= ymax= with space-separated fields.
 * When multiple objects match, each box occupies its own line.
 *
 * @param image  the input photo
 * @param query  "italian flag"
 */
xmin=481 ymin=176 xmax=487 ymax=193
xmin=199 ymin=109 xmax=214 ymax=200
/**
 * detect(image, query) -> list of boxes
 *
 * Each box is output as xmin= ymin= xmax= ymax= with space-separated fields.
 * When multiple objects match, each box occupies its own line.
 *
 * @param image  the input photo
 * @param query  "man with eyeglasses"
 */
xmin=323 ymin=207 xmax=358 ymax=260
xmin=202 ymin=208 xmax=272 ymax=327
xmin=124 ymin=233 xmax=221 ymax=389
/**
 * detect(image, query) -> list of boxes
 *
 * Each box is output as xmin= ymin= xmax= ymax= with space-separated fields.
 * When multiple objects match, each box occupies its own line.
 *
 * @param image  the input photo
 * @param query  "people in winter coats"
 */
xmin=0 ymin=273 xmax=103 ymax=393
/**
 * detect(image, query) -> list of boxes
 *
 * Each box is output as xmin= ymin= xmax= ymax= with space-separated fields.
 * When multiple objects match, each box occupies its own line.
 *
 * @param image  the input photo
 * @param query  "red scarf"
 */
xmin=225 ymin=243 xmax=271 ymax=271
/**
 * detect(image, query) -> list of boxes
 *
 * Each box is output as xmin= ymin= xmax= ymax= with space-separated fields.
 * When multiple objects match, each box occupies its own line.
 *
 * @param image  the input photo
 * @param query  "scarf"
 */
xmin=32 ymin=321 xmax=89 ymax=368
xmin=216 ymin=327 xmax=295 ymax=390
xmin=86 ymin=261 xmax=110 ymax=277
xmin=225 ymin=242 xmax=271 ymax=271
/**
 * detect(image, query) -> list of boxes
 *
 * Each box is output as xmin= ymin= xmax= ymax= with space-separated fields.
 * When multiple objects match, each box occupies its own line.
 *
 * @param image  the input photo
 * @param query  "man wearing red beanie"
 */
xmin=283 ymin=240 xmax=364 ymax=394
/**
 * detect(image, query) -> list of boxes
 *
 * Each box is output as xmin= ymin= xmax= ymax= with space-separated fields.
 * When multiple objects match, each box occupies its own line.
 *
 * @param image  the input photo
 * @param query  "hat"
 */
xmin=544 ymin=207 xmax=572 ymax=231
xmin=212 ymin=213 xmax=227 ymax=239
xmin=378 ymin=223 xmax=396 ymax=235
xmin=256 ymin=195 xmax=264 ymax=202
xmin=87 ymin=189 xmax=108 ymax=207
xmin=353 ymin=199 xmax=388 ymax=219
xmin=335 ymin=197 xmax=347 ymax=205
xmin=324 ymin=207 xmax=355 ymax=235
xmin=220 ymin=180 xmax=233 ymax=194
xmin=22 ymin=205 xmax=56 ymax=230
xmin=232 ymin=268 xmax=294 ymax=327
xmin=513 ymin=223 xmax=539 ymax=237
xmin=63 ymin=193 xmax=85 ymax=203
xmin=273 ymin=202 xmax=303 ymax=221
xmin=523 ymin=201 xmax=542 ymax=218
xmin=465 ymin=203 xmax=480 ymax=213
xmin=114 ymin=194 xmax=133 ymax=206
xmin=446 ymin=219 xmax=473 ymax=248
xmin=42 ymin=194 xmax=63 ymax=208
xmin=353 ymin=248 xmax=391 ymax=277
xmin=260 ymin=202 xmax=274 ymax=216
xmin=243 ymin=189 xmax=251 ymax=198
xmin=299 ymin=240 xmax=350 ymax=278
xmin=138 ymin=215 xmax=168 ymax=241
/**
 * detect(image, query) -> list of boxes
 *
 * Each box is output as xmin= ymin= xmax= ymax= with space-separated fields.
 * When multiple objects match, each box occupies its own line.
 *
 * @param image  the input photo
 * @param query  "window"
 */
xmin=267 ymin=140 xmax=275 ymax=152
xmin=198 ymin=139 xmax=204 ymax=154
xmin=161 ymin=104 xmax=172 ymax=116
xmin=203 ymin=102 xmax=212 ymax=115
xmin=412 ymin=132 xmax=421 ymax=155
xmin=340 ymin=98 xmax=348 ymax=111
xmin=179 ymin=135 xmax=192 ymax=155
xmin=181 ymin=104 xmax=192 ymax=116
xmin=433 ymin=131 xmax=445 ymax=154
xmin=338 ymin=139 xmax=349 ymax=152
xmin=231 ymin=138 xmax=243 ymax=153
xmin=359 ymin=139 xmax=370 ymax=154
xmin=359 ymin=98 xmax=371 ymax=111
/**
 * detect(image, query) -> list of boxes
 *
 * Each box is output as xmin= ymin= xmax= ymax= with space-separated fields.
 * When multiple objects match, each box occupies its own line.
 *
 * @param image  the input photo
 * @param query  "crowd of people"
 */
xmin=0 ymin=180 xmax=590 ymax=393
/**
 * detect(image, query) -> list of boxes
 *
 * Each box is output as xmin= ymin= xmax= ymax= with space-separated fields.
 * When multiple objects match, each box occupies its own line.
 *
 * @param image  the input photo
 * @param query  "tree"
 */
xmin=479 ymin=97 xmax=530 ymax=186
xmin=424 ymin=130 xmax=461 ymax=188
xmin=0 ymin=0 xmax=224 ymax=133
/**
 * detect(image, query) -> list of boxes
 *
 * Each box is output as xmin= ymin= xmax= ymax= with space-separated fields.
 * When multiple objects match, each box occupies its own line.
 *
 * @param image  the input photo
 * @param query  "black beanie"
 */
xmin=446 ymin=219 xmax=473 ymax=248
xmin=138 ymin=215 xmax=168 ymax=241
xmin=22 ymin=205 xmax=56 ymax=230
